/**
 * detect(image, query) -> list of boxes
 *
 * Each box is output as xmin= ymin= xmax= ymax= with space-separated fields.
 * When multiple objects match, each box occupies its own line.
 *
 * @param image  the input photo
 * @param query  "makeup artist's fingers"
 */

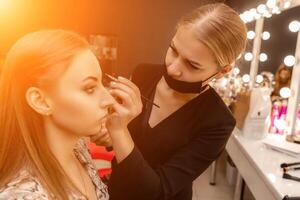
xmin=117 ymin=76 xmax=141 ymax=97
xmin=109 ymin=87 xmax=142 ymax=122
xmin=109 ymin=81 xmax=138 ymax=104
xmin=109 ymin=81 xmax=142 ymax=114
xmin=109 ymin=89 xmax=138 ymax=113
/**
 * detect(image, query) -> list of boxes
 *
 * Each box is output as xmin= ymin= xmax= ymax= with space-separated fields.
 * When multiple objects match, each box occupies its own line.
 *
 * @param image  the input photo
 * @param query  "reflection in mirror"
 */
xmin=259 ymin=6 xmax=300 ymax=135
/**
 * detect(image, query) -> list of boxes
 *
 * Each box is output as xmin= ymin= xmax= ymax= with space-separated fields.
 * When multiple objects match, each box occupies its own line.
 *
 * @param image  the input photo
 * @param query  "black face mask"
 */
xmin=163 ymin=66 xmax=219 ymax=94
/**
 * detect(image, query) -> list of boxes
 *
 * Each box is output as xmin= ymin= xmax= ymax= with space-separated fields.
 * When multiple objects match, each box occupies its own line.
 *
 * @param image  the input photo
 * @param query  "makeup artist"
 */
xmin=105 ymin=3 xmax=247 ymax=200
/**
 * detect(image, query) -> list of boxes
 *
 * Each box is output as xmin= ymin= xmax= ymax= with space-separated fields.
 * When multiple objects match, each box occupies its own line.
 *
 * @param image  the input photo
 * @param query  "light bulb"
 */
xmin=272 ymin=6 xmax=281 ymax=14
xmin=257 ymin=4 xmax=267 ymax=14
xmin=280 ymin=87 xmax=291 ymax=98
xmin=244 ymin=52 xmax=253 ymax=61
xmin=289 ymin=21 xmax=300 ymax=33
xmin=247 ymin=31 xmax=256 ymax=40
xmin=284 ymin=55 xmax=295 ymax=67
xmin=262 ymin=31 xmax=271 ymax=40
xmin=244 ymin=11 xmax=254 ymax=22
xmin=256 ymin=75 xmax=264 ymax=83
xmin=233 ymin=68 xmax=240 ymax=76
xmin=284 ymin=1 xmax=291 ymax=9
xmin=220 ymin=78 xmax=228 ymax=87
xmin=259 ymin=53 xmax=268 ymax=62
xmin=242 ymin=74 xmax=250 ymax=83
xmin=266 ymin=0 xmax=277 ymax=8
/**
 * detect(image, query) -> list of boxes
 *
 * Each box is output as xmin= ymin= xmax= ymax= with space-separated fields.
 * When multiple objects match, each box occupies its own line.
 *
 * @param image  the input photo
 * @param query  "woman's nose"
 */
xmin=100 ymin=87 xmax=116 ymax=108
xmin=167 ymin=60 xmax=182 ymax=77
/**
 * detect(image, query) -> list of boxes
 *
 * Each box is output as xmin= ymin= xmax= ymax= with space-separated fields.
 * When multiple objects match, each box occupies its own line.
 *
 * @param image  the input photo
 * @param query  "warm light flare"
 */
xmin=0 ymin=0 xmax=13 ymax=15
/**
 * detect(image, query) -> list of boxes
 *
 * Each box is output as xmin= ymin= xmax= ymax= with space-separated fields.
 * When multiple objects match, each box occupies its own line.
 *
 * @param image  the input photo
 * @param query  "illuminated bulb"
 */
xmin=250 ymin=9 xmax=258 ymax=20
xmin=256 ymin=75 xmax=264 ymax=83
xmin=262 ymin=31 xmax=271 ymax=40
xmin=239 ymin=14 xmax=246 ymax=23
xmin=220 ymin=78 xmax=228 ymax=87
xmin=284 ymin=1 xmax=291 ymax=9
xmin=284 ymin=55 xmax=295 ymax=67
xmin=259 ymin=53 xmax=268 ymax=62
xmin=244 ymin=11 xmax=254 ymax=22
xmin=289 ymin=21 xmax=300 ymax=33
xmin=244 ymin=52 xmax=253 ymax=61
xmin=267 ymin=0 xmax=277 ymax=8
xmin=280 ymin=87 xmax=291 ymax=98
xmin=250 ymin=8 xmax=257 ymax=16
xmin=242 ymin=74 xmax=250 ymax=83
xmin=247 ymin=31 xmax=256 ymax=39
xmin=233 ymin=68 xmax=240 ymax=76
xmin=272 ymin=6 xmax=281 ymax=14
xmin=257 ymin=4 xmax=267 ymax=14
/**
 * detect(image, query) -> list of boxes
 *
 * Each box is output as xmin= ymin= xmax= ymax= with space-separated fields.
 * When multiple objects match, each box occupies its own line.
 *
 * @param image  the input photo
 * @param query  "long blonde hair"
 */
xmin=0 ymin=30 xmax=90 ymax=199
xmin=177 ymin=3 xmax=247 ymax=68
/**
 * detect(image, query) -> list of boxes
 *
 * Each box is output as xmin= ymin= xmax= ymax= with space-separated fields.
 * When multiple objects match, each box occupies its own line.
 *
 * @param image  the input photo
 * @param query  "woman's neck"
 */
xmin=44 ymin=119 xmax=80 ymax=165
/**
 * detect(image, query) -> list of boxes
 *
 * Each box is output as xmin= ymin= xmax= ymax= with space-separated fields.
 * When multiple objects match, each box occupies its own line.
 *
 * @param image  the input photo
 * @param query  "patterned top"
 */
xmin=0 ymin=139 xmax=109 ymax=200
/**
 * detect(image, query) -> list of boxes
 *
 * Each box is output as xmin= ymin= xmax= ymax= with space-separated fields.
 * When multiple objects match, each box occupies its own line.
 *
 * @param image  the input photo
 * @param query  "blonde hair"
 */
xmin=0 ymin=30 xmax=89 ymax=199
xmin=177 ymin=3 xmax=247 ymax=68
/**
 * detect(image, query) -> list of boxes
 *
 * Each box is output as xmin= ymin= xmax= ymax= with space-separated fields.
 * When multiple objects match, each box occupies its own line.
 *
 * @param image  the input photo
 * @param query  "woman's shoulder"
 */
xmin=200 ymin=87 xmax=236 ymax=125
xmin=0 ymin=170 xmax=49 ymax=200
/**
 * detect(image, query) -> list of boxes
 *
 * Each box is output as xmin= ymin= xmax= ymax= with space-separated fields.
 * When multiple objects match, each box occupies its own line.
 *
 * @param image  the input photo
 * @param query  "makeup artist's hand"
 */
xmin=106 ymin=76 xmax=142 ymax=133
xmin=105 ymin=76 xmax=142 ymax=163
xmin=90 ymin=118 xmax=112 ymax=147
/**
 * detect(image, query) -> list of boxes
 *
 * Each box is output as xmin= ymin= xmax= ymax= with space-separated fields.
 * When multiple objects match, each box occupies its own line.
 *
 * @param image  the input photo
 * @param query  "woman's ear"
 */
xmin=215 ymin=65 xmax=233 ymax=79
xmin=25 ymin=87 xmax=52 ymax=116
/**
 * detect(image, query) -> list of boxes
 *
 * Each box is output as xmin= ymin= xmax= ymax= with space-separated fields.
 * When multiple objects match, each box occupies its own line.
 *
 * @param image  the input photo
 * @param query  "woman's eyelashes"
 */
xmin=187 ymin=61 xmax=202 ymax=70
xmin=169 ymin=45 xmax=201 ymax=71
xmin=83 ymin=83 xmax=99 ymax=94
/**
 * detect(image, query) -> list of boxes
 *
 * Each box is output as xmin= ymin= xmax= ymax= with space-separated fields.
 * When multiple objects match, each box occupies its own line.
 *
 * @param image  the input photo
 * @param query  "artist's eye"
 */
xmin=186 ymin=61 xmax=202 ymax=71
xmin=189 ymin=63 xmax=200 ymax=70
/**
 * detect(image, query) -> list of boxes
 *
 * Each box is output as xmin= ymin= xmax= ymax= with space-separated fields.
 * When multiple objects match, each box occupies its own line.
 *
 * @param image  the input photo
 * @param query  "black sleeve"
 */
xmin=108 ymin=118 xmax=236 ymax=200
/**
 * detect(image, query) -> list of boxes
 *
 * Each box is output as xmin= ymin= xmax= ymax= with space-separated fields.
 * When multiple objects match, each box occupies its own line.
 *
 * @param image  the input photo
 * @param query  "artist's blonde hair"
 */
xmin=0 ymin=30 xmax=89 ymax=199
xmin=177 ymin=3 xmax=247 ymax=68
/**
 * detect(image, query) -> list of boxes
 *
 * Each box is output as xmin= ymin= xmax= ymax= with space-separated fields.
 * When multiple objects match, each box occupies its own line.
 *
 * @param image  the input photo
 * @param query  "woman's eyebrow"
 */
xmin=171 ymin=41 xmax=204 ymax=68
xmin=82 ymin=76 xmax=98 ymax=82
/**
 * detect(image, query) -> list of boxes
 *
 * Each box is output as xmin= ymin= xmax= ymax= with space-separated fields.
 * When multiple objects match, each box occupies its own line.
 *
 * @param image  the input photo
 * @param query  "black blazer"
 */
xmin=108 ymin=64 xmax=236 ymax=200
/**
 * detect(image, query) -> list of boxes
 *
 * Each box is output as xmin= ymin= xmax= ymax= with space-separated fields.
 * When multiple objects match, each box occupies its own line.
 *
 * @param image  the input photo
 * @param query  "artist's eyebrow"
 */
xmin=188 ymin=60 xmax=203 ymax=68
xmin=82 ymin=76 xmax=98 ymax=82
xmin=170 ymin=41 xmax=204 ymax=69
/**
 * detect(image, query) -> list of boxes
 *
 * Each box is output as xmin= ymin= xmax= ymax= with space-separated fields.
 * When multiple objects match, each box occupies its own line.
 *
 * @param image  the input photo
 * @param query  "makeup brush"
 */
xmin=105 ymin=73 xmax=160 ymax=108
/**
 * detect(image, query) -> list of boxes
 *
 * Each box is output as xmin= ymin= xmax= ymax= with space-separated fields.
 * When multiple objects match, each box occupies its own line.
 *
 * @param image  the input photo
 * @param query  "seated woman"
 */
xmin=0 ymin=30 xmax=142 ymax=200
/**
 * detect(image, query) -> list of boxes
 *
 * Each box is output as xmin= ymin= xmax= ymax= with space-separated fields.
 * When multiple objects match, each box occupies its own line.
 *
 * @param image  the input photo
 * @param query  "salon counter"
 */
xmin=226 ymin=128 xmax=300 ymax=200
